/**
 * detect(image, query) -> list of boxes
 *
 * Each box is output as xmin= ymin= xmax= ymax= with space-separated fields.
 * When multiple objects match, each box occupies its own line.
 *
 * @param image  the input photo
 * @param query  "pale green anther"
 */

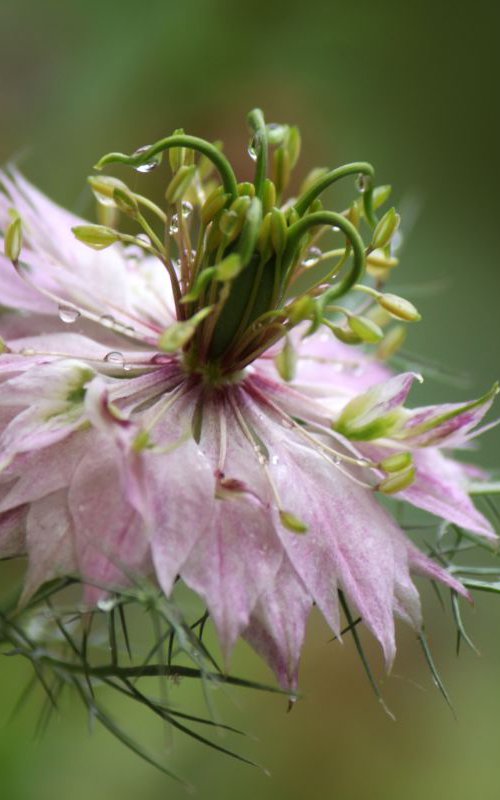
xmin=286 ymin=207 xmax=300 ymax=226
xmin=262 ymin=179 xmax=276 ymax=216
xmin=367 ymin=249 xmax=399 ymax=268
xmin=270 ymin=208 xmax=287 ymax=255
xmin=380 ymin=452 xmax=413 ymax=473
xmin=237 ymin=182 xmax=256 ymax=197
xmin=275 ymin=336 xmax=297 ymax=381
xmin=347 ymin=202 xmax=360 ymax=229
xmin=258 ymin=212 xmax=273 ymax=256
xmin=215 ymin=253 xmax=242 ymax=281
xmin=273 ymin=146 xmax=291 ymax=197
xmin=267 ymin=123 xmax=288 ymax=145
xmin=287 ymin=295 xmax=315 ymax=324
xmin=279 ymin=510 xmax=309 ymax=534
xmin=168 ymin=128 xmax=185 ymax=171
xmin=371 ymin=207 xmax=400 ymax=250
xmin=0 ymin=336 xmax=9 ymax=354
xmin=219 ymin=209 xmax=241 ymax=239
xmin=112 ymin=187 xmax=139 ymax=216
xmin=72 ymin=225 xmax=119 ymax=250
xmin=198 ymin=140 xmax=223 ymax=179
xmin=336 ymin=406 xmax=405 ymax=441
xmin=201 ymin=186 xmax=229 ymax=226
xmin=165 ymin=164 xmax=197 ymax=204
xmin=88 ymin=175 xmax=129 ymax=203
xmin=378 ymin=466 xmax=416 ymax=495
xmin=329 ymin=325 xmax=363 ymax=345
xmin=158 ymin=306 xmax=213 ymax=352
xmin=376 ymin=324 xmax=407 ymax=359
xmin=378 ymin=293 xmax=421 ymax=322
xmin=299 ymin=166 xmax=329 ymax=195
xmin=348 ymin=315 xmax=384 ymax=343
xmin=181 ymin=267 xmax=216 ymax=303
xmin=132 ymin=430 xmax=153 ymax=453
xmin=4 ymin=211 xmax=22 ymax=263
xmin=372 ymin=184 xmax=392 ymax=209
xmin=286 ymin=125 xmax=301 ymax=169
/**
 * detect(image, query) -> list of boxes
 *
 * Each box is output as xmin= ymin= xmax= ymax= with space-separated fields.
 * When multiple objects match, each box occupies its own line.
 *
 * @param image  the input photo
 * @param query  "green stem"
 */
xmin=294 ymin=162 xmax=374 ymax=217
xmin=95 ymin=135 xmax=239 ymax=200
xmin=283 ymin=211 xmax=365 ymax=303
xmin=247 ymin=108 xmax=268 ymax=200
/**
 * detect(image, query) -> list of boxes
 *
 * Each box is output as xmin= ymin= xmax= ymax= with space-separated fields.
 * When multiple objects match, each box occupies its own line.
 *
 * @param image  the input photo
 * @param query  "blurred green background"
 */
xmin=1 ymin=0 xmax=500 ymax=798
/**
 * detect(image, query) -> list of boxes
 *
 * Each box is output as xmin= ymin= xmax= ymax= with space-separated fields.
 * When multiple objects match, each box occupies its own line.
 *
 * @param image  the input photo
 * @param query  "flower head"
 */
xmin=0 ymin=110 xmax=497 ymax=695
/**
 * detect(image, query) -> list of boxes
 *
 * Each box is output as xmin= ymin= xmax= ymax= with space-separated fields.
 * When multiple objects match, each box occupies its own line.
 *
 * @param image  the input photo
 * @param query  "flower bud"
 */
xmin=377 ymin=293 xmax=421 ymax=322
xmin=371 ymin=207 xmax=400 ymax=250
xmin=165 ymin=165 xmax=197 ymax=204
xmin=348 ymin=315 xmax=384 ymax=344
xmin=72 ymin=225 xmax=119 ymax=250
xmin=4 ymin=211 xmax=22 ymax=263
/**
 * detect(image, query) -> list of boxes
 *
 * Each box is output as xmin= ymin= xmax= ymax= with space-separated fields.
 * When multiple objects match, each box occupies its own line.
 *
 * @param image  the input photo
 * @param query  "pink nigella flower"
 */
xmin=0 ymin=109 xmax=497 ymax=695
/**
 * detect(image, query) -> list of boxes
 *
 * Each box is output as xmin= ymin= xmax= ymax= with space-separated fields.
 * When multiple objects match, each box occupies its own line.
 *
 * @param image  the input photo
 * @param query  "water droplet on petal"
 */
xmin=100 ymin=314 xmax=115 ymax=328
xmin=104 ymin=351 xmax=124 ymax=366
xmin=181 ymin=201 xmax=193 ymax=219
xmin=133 ymin=145 xmax=163 ymax=173
xmin=169 ymin=214 xmax=179 ymax=235
xmin=58 ymin=304 xmax=80 ymax=324
xmin=271 ymin=454 xmax=280 ymax=464
xmin=150 ymin=353 xmax=171 ymax=365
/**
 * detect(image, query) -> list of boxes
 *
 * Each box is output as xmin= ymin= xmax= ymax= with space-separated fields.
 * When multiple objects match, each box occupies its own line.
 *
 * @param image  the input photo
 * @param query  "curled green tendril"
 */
xmin=283 ymin=210 xmax=365 ymax=302
xmin=247 ymin=108 xmax=269 ymax=200
xmin=294 ymin=162 xmax=377 ymax=227
xmin=95 ymin=135 xmax=239 ymax=200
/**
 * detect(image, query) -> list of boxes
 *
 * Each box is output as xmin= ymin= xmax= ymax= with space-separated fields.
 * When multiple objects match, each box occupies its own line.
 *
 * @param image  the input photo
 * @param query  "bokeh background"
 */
xmin=1 ymin=1 xmax=500 ymax=798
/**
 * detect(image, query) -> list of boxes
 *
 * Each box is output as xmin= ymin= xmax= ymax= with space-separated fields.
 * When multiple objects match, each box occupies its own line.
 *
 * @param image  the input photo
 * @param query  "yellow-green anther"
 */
xmin=237 ymin=182 xmax=256 ymax=197
xmin=286 ymin=125 xmax=301 ymax=169
xmin=113 ymin=187 xmax=139 ymax=216
xmin=286 ymin=207 xmax=300 ymax=226
xmin=348 ymin=315 xmax=384 ymax=343
xmin=273 ymin=146 xmax=291 ymax=197
xmin=0 ymin=336 xmax=9 ymax=354
xmin=215 ymin=253 xmax=242 ymax=281
xmin=378 ymin=466 xmax=416 ymax=495
xmin=219 ymin=209 xmax=244 ymax=241
xmin=181 ymin=267 xmax=216 ymax=302
xmin=258 ymin=212 xmax=273 ymax=256
xmin=275 ymin=336 xmax=297 ymax=382
xmin=198 ymin=140 xmax=223 ymax=179
xmin=270 ymin=208 xmax=287 ymax=255
xmin=378 ymin=293 xmax=421 ymax=322
xmin=4 ymin=212 xmax=22 ymax=263
xmin=329 ymin=325 xmax=363 ymax=345
xmin=299 ymin=167 xmax=329 ymax=195
xmin=168 ymin=128 xmax=185 ymax=171
xmin=367 ymin=249 xmax=399 ymax=268
xmin=279 ymin=510 xmax=308 ymax=534
xmin=201 ymin=186 xmax=229 ymax=226
xmin=262 ymin=179 xmax=276 ymax=216
xmin=380 ymin=452 xmax=413 ymax=473
xmin=158 ymin=306 xmax=213 ymax=352
xmin=365 ymin=305 xmax=392 ymax=327
xmin=371 ymin=207 xmax=400 ymax=250
xmin=376 ymin=325 xmax=407 ymax=359
xmin=165 ymin=165 xmax=197 ymax=204
xmin=372 ymin=184 xmax=392 ymax=209
xmin=132 ymin=430 xmax=153 ymax=453
xmin=287 ymin=295 xmax=315 ymax=324
xmin=88 ymin=175 xmax=129 ymax=204
xmin=72 ymin=225 xmax=120 ymax=250
xmin=347 ymin=202 xmax=360 ymax=229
